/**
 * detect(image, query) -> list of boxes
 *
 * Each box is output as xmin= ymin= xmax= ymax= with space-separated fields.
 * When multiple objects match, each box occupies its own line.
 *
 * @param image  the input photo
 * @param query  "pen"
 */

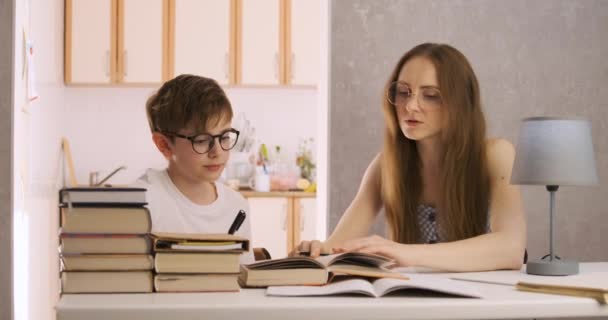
xmin=228 ymin=210 xmax=246 ymax=235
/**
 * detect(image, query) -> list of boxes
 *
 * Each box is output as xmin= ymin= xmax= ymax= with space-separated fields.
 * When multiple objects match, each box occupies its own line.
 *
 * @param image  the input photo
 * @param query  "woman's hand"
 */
xmin=292 ymin=240 xmax=331 ymax=257
xmin=335 ymin=235 xmax=416 ymax=267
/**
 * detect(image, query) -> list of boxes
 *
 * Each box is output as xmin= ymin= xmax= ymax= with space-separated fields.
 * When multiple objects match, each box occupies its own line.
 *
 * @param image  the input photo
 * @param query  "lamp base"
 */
xmin=526 ymin=259 xmax=579 ymax=276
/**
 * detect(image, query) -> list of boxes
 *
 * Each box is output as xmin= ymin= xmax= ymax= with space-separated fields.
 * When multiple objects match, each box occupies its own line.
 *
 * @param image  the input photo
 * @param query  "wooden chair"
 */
xmin=253 ymin=247 xmax=272 ymax=261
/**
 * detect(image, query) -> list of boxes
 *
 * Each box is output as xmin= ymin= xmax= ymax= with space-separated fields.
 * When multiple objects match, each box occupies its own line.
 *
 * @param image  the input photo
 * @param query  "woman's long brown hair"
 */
xmin=381 ymin=43 xmax=490 ymax=244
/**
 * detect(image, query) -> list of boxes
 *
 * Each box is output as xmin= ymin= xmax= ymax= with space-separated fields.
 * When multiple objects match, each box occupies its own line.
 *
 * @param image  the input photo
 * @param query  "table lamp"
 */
xmin=511 ymin=117 xmax=598 ymax=276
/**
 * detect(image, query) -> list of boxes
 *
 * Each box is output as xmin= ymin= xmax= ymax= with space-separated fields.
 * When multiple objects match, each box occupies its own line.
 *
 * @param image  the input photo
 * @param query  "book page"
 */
xmin=267 ymin=278 xmax=377 ymax=297
xmin=329 ymin=264 xmax=408 ymax=280
xmin=246 ymin=256 xmax=324 ymax=270
xmin=316 ymin=252 xmax=393 ymax=268
xmin=171 ymin=242 xmax=243 ymax=251
xmin=373 ymin=274 xmax=483 ymax=298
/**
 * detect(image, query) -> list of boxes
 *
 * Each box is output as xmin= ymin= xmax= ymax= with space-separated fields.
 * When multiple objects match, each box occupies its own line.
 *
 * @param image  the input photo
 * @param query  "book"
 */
xmin=154 ymin=274 xmax=240 ymax=292
xmin=266 ymin=274 xmax=483 ymax=298
xmin=151 ymin=232 xmax=250 ymax=253
xmin=60 ymin=254 xmax=154 ymax=271
xmin=516 ymin=272 xmax=608 ymax=303
xmin=61 ymin=271 xmax=153 ymax=293
xmin=60 ymin=206 xmax=151 ymax=234
xmin=60 ymin=234 xmax=151 ymax=254
xmin=59 ymin=187 xmax=147 ymax=205
xmin=155 ymin=252 xmax=241 ymax=274
xmin=239 ymin=252 xmax=406 ymax=287
xmin=170 ymin=241 xmax=244 ymax=251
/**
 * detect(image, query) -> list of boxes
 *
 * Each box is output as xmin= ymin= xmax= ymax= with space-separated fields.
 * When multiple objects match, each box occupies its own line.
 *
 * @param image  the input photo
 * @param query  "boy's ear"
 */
xmin=152 ymin=132 xmax=174 ymax=160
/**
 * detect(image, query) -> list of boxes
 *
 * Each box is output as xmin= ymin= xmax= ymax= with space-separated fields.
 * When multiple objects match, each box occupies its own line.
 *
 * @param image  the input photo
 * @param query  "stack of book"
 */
xmin=152 ymin=232 xmax=249 ymax=292
xmin=59 ymin=187 xmax=154 ymax=293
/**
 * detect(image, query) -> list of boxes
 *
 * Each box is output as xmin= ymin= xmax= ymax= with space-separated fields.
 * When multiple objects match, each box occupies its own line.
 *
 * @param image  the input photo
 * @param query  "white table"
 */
xmin=56 ymin=262 xmax=608 ymax=320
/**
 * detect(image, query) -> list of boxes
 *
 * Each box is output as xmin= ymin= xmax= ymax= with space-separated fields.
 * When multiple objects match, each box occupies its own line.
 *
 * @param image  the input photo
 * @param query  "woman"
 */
xmin=299 ymin=43 xmax=526 ymax=271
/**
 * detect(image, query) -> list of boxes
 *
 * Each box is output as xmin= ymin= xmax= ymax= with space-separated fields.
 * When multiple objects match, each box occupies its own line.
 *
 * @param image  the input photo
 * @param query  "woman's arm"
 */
xmin=340 ymin=139 xmax=527 ymax=271
xmin=298 ymin=153 xmax=384 ymax=256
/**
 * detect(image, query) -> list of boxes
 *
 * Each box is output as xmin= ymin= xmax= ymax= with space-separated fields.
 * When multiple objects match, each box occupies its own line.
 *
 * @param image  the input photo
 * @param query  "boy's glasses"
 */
xmin=161 ymin=128 xmax=240 ymax=154
xmin=386 ymin=81 xmax=443 ymax=110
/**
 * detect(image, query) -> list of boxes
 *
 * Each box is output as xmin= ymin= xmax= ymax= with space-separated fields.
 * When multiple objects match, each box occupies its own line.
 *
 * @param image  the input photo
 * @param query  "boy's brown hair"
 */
xmin=146 ymin=74 xmax=233 ymax=138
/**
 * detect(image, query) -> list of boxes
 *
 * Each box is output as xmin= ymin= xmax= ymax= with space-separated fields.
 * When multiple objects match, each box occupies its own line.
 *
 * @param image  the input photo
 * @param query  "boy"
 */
xmin=136 ymin=74 xmax=254 ymax=263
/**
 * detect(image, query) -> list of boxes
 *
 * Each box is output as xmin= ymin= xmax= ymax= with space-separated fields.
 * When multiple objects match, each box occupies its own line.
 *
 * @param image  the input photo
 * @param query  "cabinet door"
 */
xmin=287 ymin=0 xmax=320 ymax=86
xmin=173 ymin=0 xmax=233 ymax=85
xmin=119 ymin=0 xmax=164 ymax=83
xmin=248 ymin=197 xmax=289 ymax=259
xmin=295 ymin=198 xmax=317 ymax=245
xmin=239 ymin=0 xmax=281 ymax=85
xmin=66 ymin=0 xmax=114 ymax=84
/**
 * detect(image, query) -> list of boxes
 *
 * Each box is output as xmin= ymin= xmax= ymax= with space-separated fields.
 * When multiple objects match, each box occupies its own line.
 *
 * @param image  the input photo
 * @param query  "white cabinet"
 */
xmin=245 ymin=193 xmax=317 ymax=260
xmin=65 ymin=0 xmax=114 ymax=84
xmin=238 ymin=0 xmax=282 ymax=85
xmin=286 ymin=0 xmax=320 ymax=86
xmin=66 ymin=0 xmax=166 ymax=85
xmin=248 ymin=197 xmax=289 ymax=259
xmin=172 ymin=0 xmax=233 ymax=85
xmin=65 ymin=0 xmax=320 ymax=86
xmin=119 ymin=0 xmax=165 ymax=83
xmin=295 ymin=197 xmax=317 ymax=243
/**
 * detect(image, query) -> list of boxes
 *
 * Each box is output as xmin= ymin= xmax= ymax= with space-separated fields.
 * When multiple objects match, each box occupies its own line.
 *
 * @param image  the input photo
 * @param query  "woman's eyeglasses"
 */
xmin=386 ymin=81 xmax=443 ymax=110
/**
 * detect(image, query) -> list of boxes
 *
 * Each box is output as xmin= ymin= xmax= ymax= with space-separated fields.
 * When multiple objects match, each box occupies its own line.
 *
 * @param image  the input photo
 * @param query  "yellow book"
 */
xmin=151 ymin=232 xmax=249 ymax=253
xmin=517 ymin=282 xmax=607 ymax=303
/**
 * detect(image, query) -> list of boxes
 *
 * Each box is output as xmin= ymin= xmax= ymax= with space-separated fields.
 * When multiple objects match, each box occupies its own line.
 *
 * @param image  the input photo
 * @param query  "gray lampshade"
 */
xmin=511 ymin=117 xmax=599 ymax=186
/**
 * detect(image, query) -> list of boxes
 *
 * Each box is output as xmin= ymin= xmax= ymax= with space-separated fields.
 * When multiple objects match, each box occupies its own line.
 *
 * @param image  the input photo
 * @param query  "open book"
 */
xmin=239 ymin=252 xmax=406 ymax=287
xmin=267 ymin=274 xmax=483 ymax=298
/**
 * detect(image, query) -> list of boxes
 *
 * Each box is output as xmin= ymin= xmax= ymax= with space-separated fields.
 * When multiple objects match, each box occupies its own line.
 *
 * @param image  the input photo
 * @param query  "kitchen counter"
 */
xmin=239 ymin=190 xmax=316 ymax=198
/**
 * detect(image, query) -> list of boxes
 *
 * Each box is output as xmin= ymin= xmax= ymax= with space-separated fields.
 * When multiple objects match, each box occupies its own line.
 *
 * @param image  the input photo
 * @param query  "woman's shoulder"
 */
xmin=486 ymin=138 xmax=515 ymax=158
xmin=368 ymin=152 xmax=383 ymax=177
xmin=486 ymin=137 xmax=513 ymax=149
xmin=485 ymin=138 xmax=515 ymax=179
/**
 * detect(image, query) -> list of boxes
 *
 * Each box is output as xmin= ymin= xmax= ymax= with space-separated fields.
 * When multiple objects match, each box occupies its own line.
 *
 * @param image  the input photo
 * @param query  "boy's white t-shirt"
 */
xmin=134 ymin=168 xmax=254 ymax=264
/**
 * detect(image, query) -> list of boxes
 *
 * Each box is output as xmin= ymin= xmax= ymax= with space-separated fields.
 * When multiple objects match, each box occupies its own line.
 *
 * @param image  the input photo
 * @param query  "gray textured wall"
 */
xmin=0 ymin=0 xmax=14 ymax=318
xmin=329 ymin=0 xmax=608 ymax=262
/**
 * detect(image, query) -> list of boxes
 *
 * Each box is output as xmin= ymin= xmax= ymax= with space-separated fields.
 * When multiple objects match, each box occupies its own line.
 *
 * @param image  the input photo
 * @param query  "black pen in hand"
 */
xmin=228 ymin=210 xmax=246 ymax=235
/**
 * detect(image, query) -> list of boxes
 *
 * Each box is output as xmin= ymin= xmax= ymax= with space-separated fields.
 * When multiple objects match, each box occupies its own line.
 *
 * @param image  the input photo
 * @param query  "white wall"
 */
xmin=10 ymin=2 xmax=324 ymax=319
xmin=316 ymin=0 xmax=330 ymax=240
xmin=13 ymin=0 xmax=65 ymax=319
xmin=64 ymin=87 xmax=318 ymax=185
